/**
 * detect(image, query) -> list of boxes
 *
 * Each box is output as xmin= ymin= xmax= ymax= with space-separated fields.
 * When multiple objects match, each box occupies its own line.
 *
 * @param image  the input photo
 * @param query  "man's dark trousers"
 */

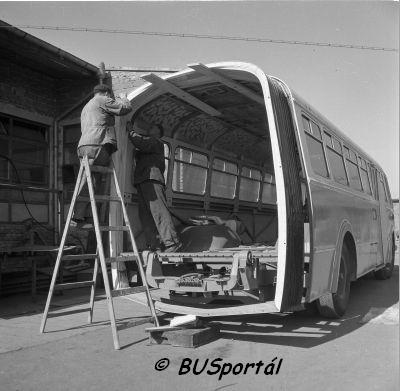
xmin=75 ymin=145 xmax=112 ymax=220
xmin=136 ymin=180 xmax=179 ymax=250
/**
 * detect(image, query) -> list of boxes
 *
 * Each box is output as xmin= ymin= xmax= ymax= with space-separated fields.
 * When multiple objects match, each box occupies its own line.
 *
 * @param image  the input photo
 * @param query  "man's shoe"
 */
xmin=163 ymin=242 xmax=183 ymax=253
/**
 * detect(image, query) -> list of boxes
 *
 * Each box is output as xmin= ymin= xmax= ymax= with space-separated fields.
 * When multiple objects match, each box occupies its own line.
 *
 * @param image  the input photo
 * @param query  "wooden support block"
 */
xmin=147 ymin=324 xmax=220 ymax=348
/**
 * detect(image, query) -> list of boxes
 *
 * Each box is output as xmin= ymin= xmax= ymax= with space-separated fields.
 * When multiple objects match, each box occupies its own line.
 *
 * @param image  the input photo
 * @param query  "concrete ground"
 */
xmin=0 ymin=257 xmax=398 ymax=391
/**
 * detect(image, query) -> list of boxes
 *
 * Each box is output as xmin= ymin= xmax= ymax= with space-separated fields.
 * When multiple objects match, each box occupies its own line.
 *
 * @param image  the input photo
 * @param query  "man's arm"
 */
xmin=103 ymin=96 xmax=132 ymax=116
xmin=127 ymin=131 xmax=163 ymax=153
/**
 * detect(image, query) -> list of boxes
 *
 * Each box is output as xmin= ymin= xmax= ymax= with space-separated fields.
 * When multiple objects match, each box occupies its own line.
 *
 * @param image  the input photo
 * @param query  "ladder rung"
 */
xmin=105 ymin=255 xmax=138 ymax=264
xmin=100 ymin=226 xmax=130 ymax=232
xmin=77 ymin=195 xmax=122 ymax=203
xmin=80 ymin=226 xmax=130 ymax=232
xmin=111 ymin=286 xmax=147 ymax=297
xmin=90 ymin=166 xmax=114 ymax=174
xmin=55 ymin=281 xmax=94 ymax=290
xmin=62 ymin=254 xmax=98 ymax=261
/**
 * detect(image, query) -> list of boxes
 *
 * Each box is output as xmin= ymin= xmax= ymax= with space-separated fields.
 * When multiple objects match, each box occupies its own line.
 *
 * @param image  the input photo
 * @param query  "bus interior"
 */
xmin=124 ymin=64 xmax=288 ymax=311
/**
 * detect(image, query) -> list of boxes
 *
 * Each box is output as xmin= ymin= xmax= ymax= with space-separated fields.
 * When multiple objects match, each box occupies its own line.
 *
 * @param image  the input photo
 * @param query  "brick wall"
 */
xmin=0 ymin=59 xmax=57 ymax=118
xmin=56 ymin=78 xmax=97 ymax=118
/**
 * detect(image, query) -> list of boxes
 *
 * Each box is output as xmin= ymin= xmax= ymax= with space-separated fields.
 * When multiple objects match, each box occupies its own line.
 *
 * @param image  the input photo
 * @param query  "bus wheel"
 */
xmin=317 ymin=245 xmax=351 ymax=318
xmin=374 ymin=236 xmax=395 ymax=280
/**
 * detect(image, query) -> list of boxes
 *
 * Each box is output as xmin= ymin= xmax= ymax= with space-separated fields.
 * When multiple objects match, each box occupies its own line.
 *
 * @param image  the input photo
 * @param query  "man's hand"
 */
xmin=119 ymin=92 xmax=128 ymax=99
xmin=126 ymin=121 xmax=133 ymax=133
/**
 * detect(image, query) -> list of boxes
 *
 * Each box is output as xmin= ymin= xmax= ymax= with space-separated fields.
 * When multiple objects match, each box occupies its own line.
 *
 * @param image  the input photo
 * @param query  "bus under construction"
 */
xmin=117 ymin=62 xmax=395 ymax=319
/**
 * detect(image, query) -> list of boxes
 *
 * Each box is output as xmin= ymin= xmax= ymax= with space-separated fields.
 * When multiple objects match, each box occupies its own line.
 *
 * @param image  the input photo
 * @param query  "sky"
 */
xmin=0 ymin=1 xmax=399 ymax=197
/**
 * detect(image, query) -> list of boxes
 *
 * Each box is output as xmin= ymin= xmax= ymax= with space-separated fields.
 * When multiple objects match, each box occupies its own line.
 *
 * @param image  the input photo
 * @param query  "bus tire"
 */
xmin=317 ymin=244 xmax=351 ymax=318
xmin=374 ymin=235 xmax=395 ymax=280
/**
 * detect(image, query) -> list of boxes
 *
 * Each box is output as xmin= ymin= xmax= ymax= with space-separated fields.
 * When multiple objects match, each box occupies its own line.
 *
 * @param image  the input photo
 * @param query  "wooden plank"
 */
xmin=54 ymin=281 xmax=94 ymax=290
xmin=188 ymin=63 xmax=265 ymax=104
xmin=105 ymin=255 xmax=138 ymax=264
xmin=80 ymin=226 xmax=129 ymax=232
xmin=62 ymin=254 xmax=98 ymax=261
xmin=111 ymin=285 xmax=147 ymax=297
xmin=77 ymin=195 xmax=121 ymax=202
xmin=141 ymin=73 xmax=221 ymax=117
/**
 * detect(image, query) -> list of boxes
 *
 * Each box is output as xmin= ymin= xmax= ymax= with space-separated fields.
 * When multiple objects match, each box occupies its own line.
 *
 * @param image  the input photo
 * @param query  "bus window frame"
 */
xmin=357 ymin=155 xmax=373 ymax=195
xmin=325 ymin=141 xmax=349 ymax=186
xmin=343 ymin=144 xmax=363 ymax=193
xmin=210 ymin=156 xmax=239 ymax=200
xmin=239 ymin=165 xmax=262 ymax=203
xmin=172 ymin=145 xmax=209 ymax=196
xmin=260 ymin=171 xmax=277 ymax=205
xmin=301 ymin=115 xmax=330 ymax=180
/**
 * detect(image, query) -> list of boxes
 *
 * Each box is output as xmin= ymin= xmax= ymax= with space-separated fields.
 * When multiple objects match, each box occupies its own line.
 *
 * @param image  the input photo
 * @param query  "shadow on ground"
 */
xmin=210 ymin=265 xmax=399 ymax=348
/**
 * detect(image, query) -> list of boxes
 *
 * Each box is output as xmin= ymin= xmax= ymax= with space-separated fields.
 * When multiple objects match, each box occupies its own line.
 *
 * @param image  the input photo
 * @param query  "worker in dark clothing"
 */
xmin=73 ymin=84 xmax=132 ymax=225
xmin=127 ymin=118 xmax=182 ymax=252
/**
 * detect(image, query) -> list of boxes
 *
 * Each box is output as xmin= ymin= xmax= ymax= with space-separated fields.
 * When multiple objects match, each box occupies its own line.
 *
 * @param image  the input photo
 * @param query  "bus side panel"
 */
xmin=307 ymin=182 xmax=375 ymax=299
xmin=292 ymin=104 xmax=375 ymax=301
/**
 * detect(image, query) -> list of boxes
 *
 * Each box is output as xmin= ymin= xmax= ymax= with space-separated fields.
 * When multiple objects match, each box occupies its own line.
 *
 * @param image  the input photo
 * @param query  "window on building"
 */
xmin=63 ymin=124 xmax=81 ymax=167
xmin=239 ymin=167 xmax=261 ymax=202
xmin=172 ymin=147 xmax=208 ymax=195
xmin=262 ymin=173 xmax=276 ymax=204
xmin=0 ymin=114 xmax=50 ymax=222
xmin=210 ymin=158 xmax=238 ymax=199
xmin=0 ymin=118 xmax=49 ymax=186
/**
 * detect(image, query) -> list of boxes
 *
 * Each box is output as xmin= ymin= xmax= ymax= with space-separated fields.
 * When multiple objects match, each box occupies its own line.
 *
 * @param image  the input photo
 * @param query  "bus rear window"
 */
xmin=172 ymin=147 xmax=208 ymax=195
xmin=210 ymin=158 xmax=238 ymax=199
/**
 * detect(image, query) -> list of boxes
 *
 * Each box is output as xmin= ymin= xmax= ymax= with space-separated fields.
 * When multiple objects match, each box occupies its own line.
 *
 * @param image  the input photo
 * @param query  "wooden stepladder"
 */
xmin=40 ymin=155 xmax=160 ymax=350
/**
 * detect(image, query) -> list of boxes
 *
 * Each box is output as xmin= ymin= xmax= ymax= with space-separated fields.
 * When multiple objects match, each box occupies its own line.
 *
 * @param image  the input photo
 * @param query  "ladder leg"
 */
xmin=40 ymin=163 xmax=85 ymax=333
xmin=88 ymin=253 xmax=99 ymax=324
xmin=111 ymin=165 xmax=160 ymax=327
xmin=84 ymin=157 xmax=120 ymax=350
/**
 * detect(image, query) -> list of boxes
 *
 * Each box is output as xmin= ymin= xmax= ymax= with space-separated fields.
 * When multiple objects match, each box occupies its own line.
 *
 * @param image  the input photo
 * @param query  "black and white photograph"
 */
xmin=0 ymin=1 xmax=398 ymax=390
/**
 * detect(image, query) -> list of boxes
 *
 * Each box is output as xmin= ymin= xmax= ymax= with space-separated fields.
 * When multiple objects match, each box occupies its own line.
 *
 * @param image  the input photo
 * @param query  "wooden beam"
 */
xmin=188 ymin=63 xmax=265 ymax=105
xmin=141 ymin=73 xmax=221 ymax=117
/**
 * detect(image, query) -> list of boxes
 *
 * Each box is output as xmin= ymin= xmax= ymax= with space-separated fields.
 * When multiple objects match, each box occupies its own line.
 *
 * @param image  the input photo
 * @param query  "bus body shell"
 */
xmin=119 ymin=62 xmax=394 ymax=316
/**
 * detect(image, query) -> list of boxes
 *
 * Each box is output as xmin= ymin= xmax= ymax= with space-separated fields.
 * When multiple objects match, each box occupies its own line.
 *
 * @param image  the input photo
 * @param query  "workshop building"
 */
xmin=0 ymin=21 xmax=175 ymax=296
